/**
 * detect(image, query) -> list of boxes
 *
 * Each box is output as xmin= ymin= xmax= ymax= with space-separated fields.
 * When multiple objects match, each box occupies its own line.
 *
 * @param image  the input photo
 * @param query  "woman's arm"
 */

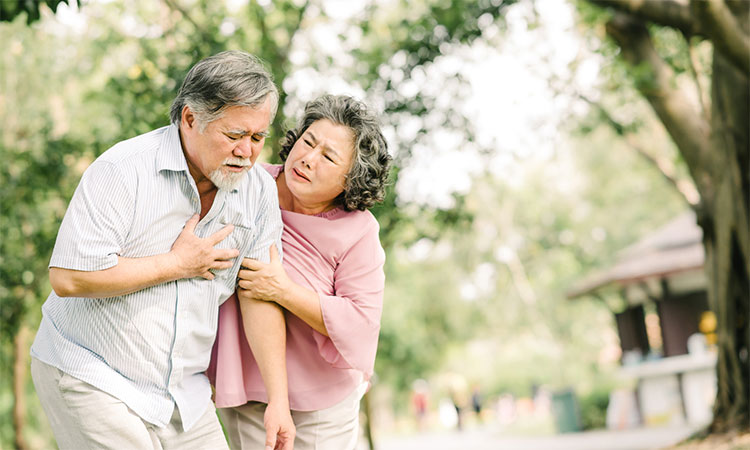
xmin=238 ymin=245 xmax=329 ymax=336
xmin=237 ymin=293 xmax=295 ymax=449
xmin=238 ymin=219 xmax=385 ymax=374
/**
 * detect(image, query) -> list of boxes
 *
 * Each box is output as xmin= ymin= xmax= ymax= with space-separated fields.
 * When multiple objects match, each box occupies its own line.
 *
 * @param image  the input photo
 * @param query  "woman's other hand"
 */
xmin=263 ymin=400 xmax=295 ymax=450
xmin=238 ymin=245 xmax=290 ymax=303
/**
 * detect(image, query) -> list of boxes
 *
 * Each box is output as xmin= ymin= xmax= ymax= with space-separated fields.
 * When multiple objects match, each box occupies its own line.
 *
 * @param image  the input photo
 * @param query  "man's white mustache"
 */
xmin=223 ymin=158 xmax=252 ymax=167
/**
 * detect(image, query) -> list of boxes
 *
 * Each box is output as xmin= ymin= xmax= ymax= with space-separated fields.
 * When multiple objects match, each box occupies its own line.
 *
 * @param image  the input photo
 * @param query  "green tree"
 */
xmin=0 ymin=0 xmax=72 ymax=23
xmin=583 ymin=0 xmax=749 ymax=433
xmin=0 ymin=17 xmax=87 ymax=448
xmin=1 ymin=1 xmax=519 ymax=446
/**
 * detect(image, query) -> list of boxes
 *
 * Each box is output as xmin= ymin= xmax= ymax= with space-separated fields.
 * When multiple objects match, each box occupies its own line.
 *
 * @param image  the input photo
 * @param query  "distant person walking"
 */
xmin=411 ymin=379 xmax=430 ymax=431
xmin=471 ymin=385 xmax=483 ymax=419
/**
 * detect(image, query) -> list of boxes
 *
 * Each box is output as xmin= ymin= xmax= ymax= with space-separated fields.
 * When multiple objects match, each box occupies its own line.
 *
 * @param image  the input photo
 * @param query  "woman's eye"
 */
xmin=324 ymin=154 xmax=334 ymax=163
xmin=303 ymin=139 xmax=313 ymax=147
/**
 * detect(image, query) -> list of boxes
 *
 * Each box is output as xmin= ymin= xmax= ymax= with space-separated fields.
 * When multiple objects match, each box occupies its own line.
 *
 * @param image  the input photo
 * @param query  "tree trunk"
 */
xmin=596 ymin=1 xmax=750 ymax=433
xmin=361 ymin=390 xmax=376 ymax=450
xmin=13 ymin=325 xmax=30 ymax=450
xmin=701 ymin=49 xmax=749 ymax=433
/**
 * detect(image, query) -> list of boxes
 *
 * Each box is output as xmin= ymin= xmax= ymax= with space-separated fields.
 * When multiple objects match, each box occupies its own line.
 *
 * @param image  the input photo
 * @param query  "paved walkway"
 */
xmin=375 ymin=424 xmax=700 ymax=450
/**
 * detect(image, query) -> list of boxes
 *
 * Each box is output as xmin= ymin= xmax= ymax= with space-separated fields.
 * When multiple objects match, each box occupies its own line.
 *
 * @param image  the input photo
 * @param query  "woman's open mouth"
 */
xmin=293 ymin=167 xmax=310 ymax=181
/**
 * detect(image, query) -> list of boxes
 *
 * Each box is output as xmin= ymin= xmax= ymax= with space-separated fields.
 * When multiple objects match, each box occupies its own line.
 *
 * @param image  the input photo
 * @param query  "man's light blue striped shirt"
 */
xmin=31 ymin=123 xmax=282 ymax=431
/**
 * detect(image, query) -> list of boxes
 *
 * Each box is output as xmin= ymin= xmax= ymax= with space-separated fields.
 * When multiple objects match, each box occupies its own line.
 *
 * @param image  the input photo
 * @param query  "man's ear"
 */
xmin=181 ymin=105 xmax=196 ymax=130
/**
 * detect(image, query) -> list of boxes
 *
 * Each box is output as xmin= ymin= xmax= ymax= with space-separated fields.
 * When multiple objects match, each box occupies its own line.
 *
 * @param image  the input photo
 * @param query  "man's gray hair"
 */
xmin=170 ymin=51 xmax=278 ymax=130
xmin=279 ymin=95 xmax=392 ymax=211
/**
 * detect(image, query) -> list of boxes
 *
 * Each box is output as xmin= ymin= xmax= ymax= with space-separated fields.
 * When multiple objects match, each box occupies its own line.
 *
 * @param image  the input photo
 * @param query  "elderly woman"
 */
xmin=208 ymin=94 xmax=391 ymax=449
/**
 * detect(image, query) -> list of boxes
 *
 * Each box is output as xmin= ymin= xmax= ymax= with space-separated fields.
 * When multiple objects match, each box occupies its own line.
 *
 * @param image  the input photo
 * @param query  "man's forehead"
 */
xmin=221 ymin=107 xmax=271 ymax=132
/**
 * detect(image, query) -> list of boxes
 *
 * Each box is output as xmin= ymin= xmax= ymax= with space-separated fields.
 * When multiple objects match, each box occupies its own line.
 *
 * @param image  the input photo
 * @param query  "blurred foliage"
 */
xmin=0 ymin=0 xmax=73 ymax=23
xmin=0 ymin=0 xmax=517 ymax=445
xmin=0 ymin=0 xmax=698 ymax=445
xmin=579 ymin=386 xmax=611 ymax=430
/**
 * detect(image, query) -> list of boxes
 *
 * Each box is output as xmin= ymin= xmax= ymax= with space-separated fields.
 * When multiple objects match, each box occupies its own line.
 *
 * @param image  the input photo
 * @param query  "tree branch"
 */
xmin=605 ymin=13 xmax=713 ymax=198
xmin=692 ymin=0 xmax=750 ymax=74
xmin=580 ymin=94 xmax=700 ymax=206
xmin=684 ymin=34 xmax=711 ymax=124
xmin=590 ymin=0 xmax=699 ymax=36
xmin=162 ymin=0 xmax=213 ymax=44
xmin=591 ymin=0 xmax=749 ymax=74
xmin=278 ymin=1 xmax=309 ymax=64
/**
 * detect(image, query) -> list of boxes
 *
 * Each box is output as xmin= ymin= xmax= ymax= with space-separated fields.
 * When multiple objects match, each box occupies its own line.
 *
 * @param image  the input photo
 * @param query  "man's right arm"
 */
xmin=51 ymin=214 xmax=239 ymax=298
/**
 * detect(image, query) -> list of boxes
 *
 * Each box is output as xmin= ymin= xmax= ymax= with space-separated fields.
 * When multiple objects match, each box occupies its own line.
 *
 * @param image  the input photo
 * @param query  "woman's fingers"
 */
xmin=240 ymin=257 xmax=265 ymax=271
xmin=237 ymin=279 xmax=253 ymax=290
xmin=238 ymin=268 xmax=259 ymax=280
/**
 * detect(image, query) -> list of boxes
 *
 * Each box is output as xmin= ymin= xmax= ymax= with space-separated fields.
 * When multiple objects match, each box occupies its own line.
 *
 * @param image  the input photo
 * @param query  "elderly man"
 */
xmin=30 ymin=51 xmax=294 ymax=449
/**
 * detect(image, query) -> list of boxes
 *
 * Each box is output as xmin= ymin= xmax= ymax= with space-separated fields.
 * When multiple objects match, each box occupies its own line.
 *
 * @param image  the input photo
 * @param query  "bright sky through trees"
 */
xmin=53 ymin=0 xmax=602 ymax=210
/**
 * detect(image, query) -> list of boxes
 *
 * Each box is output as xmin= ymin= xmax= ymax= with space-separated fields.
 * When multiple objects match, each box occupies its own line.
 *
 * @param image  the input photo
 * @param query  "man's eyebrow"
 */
xmin=226 ymin=129 xmax=270 ymax=138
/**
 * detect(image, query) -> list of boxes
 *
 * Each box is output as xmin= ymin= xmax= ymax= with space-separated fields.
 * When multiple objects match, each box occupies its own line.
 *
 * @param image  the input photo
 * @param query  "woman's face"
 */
xmin=283 ymin=119 xmax=355 ymax=212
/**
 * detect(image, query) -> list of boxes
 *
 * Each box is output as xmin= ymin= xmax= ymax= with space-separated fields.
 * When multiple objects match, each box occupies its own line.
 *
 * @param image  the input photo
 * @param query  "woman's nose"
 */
xmin=301 ymin=147 xmax=323 ymax=168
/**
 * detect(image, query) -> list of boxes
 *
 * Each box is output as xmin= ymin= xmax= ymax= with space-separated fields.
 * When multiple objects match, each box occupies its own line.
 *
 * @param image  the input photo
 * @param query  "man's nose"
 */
xmin=233 ymin=138 xmax=255 ymax=158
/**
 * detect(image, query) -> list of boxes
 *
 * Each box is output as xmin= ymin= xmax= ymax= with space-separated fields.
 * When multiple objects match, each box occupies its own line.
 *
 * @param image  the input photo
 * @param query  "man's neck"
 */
xmin=190 ymin=168 xmax=218 ymax=219
xmin=179 ymin=128 xmax=218 ymax=217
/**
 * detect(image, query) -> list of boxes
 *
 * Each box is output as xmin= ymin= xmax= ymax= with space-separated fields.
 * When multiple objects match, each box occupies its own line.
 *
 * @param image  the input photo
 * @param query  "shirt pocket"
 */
xmin=212 ymin=224 xmax=256 ymax=286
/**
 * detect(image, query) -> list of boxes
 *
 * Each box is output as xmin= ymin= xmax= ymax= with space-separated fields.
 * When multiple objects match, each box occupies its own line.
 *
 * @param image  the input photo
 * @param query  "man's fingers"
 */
xmin=209 ymin=224 xmax=235 ymax=245
xmin=183 ymin=214 xmax=200 ymax=234
xmin=212 ymin=261 xmax=234 ymax=271
xmin=200 ymin=271 xmax=215 ymax=280
xmin=214 ymin=248 xmax=240 ymax=261
xmin=237 ymin=279 xmax=251 ymax=290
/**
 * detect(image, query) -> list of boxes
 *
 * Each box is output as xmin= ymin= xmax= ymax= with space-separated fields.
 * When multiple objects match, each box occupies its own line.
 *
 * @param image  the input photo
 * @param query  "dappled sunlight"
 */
xmin=1 ymin=0 xmax=747 ymax=448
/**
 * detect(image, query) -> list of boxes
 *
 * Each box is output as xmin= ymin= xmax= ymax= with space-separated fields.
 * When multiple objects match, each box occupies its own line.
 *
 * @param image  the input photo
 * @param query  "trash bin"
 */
xmin=551 ymin=388 xmax=581 ymax=433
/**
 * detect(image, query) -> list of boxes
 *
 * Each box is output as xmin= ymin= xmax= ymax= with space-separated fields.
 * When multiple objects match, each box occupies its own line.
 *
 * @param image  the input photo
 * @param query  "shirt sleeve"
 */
xmin=49 ymin=160 xmax=135 ymax=271
xmin=243 ymin=175 xmax=283 ymax=263
xmin=313 ymin=219 xmax=385 ymax=377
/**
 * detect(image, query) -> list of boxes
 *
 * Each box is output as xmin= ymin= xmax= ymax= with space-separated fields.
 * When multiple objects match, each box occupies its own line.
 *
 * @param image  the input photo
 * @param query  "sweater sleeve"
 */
xmin=312 ymin=219 xmax=385 ymax=377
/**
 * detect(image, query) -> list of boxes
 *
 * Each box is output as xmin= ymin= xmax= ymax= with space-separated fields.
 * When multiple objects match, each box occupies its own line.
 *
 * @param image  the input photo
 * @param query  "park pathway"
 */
xmin=373 ymin=424 xmax=700 ymax=450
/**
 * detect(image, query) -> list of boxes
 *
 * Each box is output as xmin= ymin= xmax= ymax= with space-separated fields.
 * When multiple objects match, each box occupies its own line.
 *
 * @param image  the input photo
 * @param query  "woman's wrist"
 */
xmin=275 ymin=278 xmax=297 ymax=308
xmin=266 ymin=393 xmax=290 ymax=409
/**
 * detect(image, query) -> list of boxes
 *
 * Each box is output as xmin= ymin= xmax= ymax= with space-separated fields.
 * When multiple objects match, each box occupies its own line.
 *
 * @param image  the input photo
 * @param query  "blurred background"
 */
xmin=1 ymin=0 xmax=748 ymax=449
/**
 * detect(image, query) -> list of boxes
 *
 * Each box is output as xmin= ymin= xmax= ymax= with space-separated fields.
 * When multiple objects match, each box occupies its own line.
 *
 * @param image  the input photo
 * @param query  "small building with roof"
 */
xmin=567 ymin=211 xmax=716 ymax=428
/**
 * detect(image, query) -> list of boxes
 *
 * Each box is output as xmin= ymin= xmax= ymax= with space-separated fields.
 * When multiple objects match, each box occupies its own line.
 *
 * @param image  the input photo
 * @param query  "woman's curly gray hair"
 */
xmin=280 ymin=95 xmax=391 ymax=211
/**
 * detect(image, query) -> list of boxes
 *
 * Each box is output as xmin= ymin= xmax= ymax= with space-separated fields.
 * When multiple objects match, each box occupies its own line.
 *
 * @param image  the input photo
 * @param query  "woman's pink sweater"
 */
xmin=207 ymin=164 xmax=385 ymax=411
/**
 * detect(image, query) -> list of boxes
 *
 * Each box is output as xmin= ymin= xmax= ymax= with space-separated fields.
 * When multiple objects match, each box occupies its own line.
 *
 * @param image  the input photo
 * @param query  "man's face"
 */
xmin=181 ymin=99 xmax=272 ymax=190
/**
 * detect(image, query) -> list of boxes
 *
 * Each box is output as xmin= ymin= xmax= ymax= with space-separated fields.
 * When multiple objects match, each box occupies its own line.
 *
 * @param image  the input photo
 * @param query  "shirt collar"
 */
xmin=156 ymin=123 xmax=190 ymax=174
